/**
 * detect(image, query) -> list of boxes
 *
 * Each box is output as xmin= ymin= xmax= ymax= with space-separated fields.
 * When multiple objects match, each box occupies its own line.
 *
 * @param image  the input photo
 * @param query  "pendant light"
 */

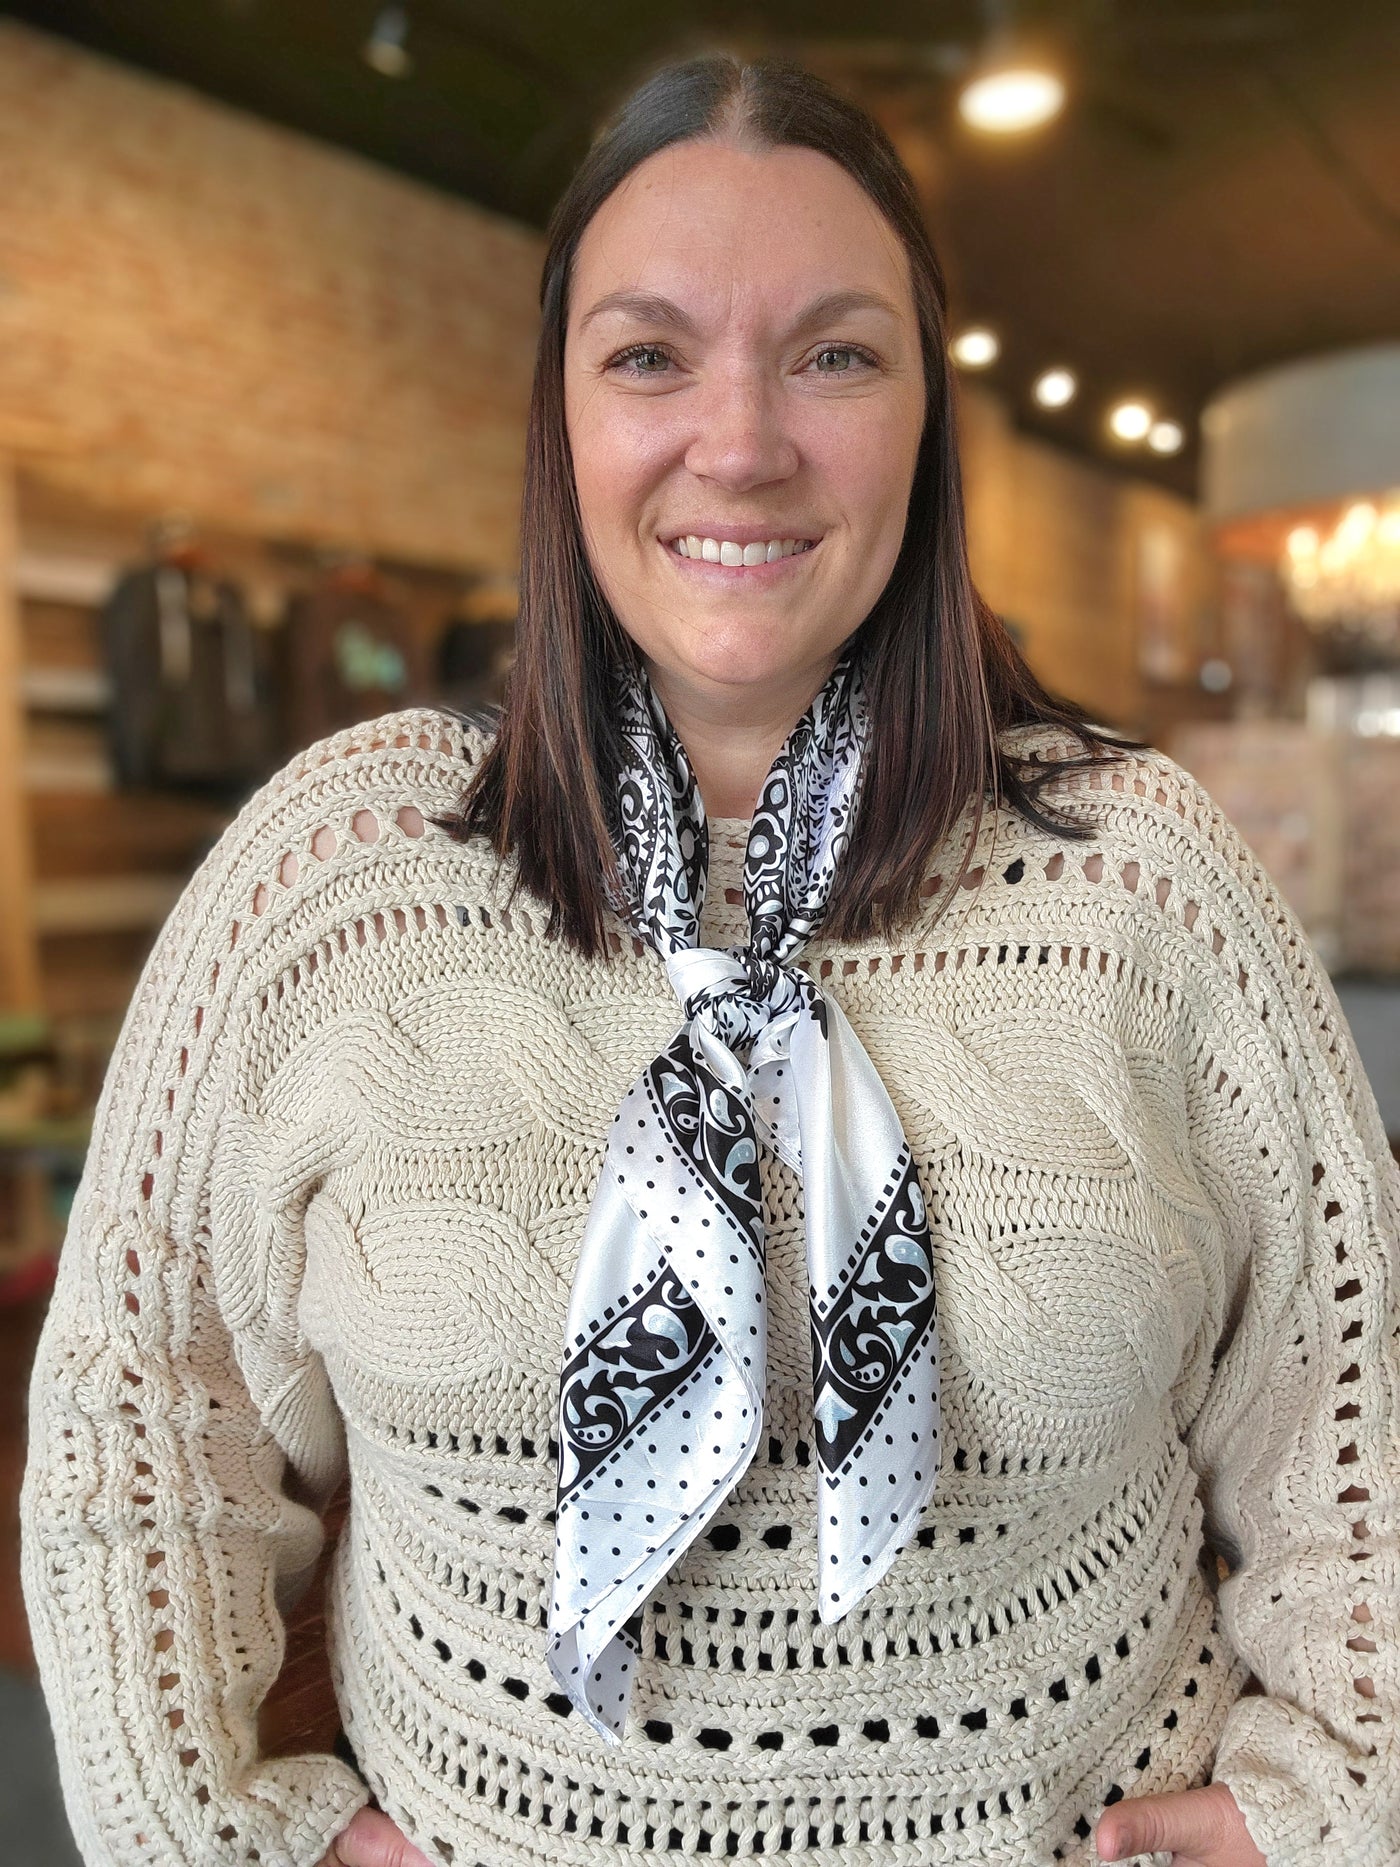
xmin=957 ymin=2 xmax=1065 ymax=134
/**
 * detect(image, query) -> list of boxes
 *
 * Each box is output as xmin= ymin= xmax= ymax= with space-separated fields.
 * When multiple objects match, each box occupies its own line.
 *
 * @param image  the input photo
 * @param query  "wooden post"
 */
xmin=0 ymin=454 xmax=42 ymax=1014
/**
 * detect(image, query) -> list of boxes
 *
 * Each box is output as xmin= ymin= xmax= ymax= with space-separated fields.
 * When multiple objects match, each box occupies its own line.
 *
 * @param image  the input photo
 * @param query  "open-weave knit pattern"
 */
xmin=21 ymin=708 xmax=1399 ymax=1867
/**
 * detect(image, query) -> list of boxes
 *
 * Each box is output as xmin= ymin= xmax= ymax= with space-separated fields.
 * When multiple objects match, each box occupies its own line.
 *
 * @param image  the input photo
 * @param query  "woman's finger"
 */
xmin=1095 ymin=1780 xmax=1265 ymax=1864
xmin=326 ymin=1806 xmax=438 ymax=1867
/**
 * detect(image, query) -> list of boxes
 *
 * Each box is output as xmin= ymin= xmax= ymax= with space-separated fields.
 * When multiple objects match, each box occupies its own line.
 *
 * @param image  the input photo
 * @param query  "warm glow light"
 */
xmin=959 ymin=68 xmax=1066 ymax=134
xmin=1338 ymin=501 xmax=1378 ymax=547
xmin=1033 ymin=368 xmax=1077 ymax=409
xmin=1281 ymin=491 xmax=1400 ymax=651
xmin=1108 ymin=401 xmax=1153 ymax=442
xmin=1147 ymin=420 xmax=1185 ymax=455
xmin=950 ymin=328 xmax=999 ymax=369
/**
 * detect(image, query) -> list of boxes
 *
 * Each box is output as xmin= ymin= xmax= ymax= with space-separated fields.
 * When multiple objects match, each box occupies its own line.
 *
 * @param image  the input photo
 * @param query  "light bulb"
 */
xmin=1108 ymin=401 xmax=1153 ymax=443
xmin=950 ymin=328 xmax=999 ymax=369
xmin=1033 ymin=368 xmax=1077 ymax=409
xmin=959 ymin=68 xmax=1066 ymax=134
xmin=1147 ymin=420 xmax=1185 ymax=455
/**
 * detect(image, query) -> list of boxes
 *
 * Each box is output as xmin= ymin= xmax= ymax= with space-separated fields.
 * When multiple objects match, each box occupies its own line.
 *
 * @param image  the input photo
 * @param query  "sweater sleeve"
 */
xmin=17 ymin=711 xmax=462 ymax=1866
xmin=1160 ymin=772 xmax=1400 ymax=1864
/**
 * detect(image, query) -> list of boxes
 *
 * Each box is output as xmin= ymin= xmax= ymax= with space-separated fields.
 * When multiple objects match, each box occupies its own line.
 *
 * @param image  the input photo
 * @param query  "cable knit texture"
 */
xmin=22 ymin=707 xmax=1399 ymax=1867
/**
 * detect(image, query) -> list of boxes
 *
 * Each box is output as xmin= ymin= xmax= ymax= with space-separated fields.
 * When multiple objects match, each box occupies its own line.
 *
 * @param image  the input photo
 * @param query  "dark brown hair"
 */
xmin=441 ymin=54 xmax=1134 ymax=955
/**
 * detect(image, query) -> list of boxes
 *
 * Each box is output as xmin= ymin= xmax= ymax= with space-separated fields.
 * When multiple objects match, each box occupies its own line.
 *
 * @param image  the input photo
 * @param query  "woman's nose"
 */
xmin=682 ymin=372 xmax=800 ymax=490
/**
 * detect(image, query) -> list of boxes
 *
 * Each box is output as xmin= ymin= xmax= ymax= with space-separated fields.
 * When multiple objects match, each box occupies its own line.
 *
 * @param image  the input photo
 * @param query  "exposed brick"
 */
xmin=0 ymin=22 xmax=541 ymax=572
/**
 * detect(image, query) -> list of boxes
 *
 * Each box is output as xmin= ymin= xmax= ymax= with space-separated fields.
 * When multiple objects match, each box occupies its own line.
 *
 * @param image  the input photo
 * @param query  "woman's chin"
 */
xmin=648 ymin=629 xmax=844 ymax=700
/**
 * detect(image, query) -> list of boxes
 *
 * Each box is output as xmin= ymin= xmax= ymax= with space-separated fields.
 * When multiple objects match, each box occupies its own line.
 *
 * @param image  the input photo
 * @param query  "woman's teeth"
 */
xmin=671 ymin=536 xmax=815 ymax=566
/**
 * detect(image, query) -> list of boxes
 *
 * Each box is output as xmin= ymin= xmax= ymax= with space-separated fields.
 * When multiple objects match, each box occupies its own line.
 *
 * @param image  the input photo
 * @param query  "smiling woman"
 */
xmin=457 ymin=57 xmax=1126 ymax=954
xmin=22 ymin=51 xmax=1399 ymax=1867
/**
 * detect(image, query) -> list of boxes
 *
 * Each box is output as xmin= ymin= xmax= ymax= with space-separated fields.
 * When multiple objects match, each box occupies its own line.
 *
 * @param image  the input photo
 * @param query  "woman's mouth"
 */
xmin=665 ymin=533 xmax=818 ymax=566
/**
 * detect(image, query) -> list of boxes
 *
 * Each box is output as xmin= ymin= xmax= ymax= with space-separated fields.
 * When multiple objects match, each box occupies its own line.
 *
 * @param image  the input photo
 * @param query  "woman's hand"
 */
xmin=1095 ymin=1781 xmax=1266 ymax=1865
xmin=319 ymin=1807 xmax=438 ymax=1867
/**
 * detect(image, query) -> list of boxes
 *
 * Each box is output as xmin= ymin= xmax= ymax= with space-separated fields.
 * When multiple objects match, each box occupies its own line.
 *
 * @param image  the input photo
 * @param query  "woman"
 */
xmin=23 ymin=56 xmax=1396 ymax=1867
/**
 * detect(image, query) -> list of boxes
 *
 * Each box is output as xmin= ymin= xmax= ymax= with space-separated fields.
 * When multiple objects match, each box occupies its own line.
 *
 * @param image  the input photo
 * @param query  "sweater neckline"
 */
xmin=708 ymin=816 xmax=751 ymax=843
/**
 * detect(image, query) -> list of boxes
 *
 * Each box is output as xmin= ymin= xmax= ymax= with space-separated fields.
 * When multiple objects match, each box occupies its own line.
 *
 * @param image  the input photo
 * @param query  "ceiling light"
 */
xmin=1108 ymin=400 xmax=1153 ymax=443
xmin=950 ymin=328 xmax=999 ymax=369
xmin=959 ymin=65 xmax=1066 ymax=135
xmin=1033 ymin=367 xmax=1077 ymax=409
xmin=1147 ymin=420 xmax=1185 ymax=455
xmin=363 ymin=6 xmax=413 ymax=78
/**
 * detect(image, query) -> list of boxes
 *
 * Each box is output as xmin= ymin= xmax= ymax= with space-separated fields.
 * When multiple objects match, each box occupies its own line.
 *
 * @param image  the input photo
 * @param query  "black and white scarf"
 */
xmin=546 ymin=654 xmax=942 ymax=1740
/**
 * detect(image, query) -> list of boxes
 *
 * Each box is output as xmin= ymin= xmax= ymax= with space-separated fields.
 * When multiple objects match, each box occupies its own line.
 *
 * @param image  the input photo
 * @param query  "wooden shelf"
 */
xmin=20 ymin=667 xmax=111 ymax=713
xmin=23 ymin=739 xmax=113 ymax=793
xmin=0 ymin=1116 xmax=90 ymax=1154
xmin=34 ymin=874 xmax=183 ymax=937
xmin=13 ymin=547 xmax=119 ymax=608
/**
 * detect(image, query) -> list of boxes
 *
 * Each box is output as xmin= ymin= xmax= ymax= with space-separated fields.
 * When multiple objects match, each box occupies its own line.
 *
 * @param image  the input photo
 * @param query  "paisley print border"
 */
xmin=640 ymin=1031 xmax=763 ymax=1260
xmin=809 ymin=1147 xmax=938 ymax=1474
xmin=558 ymin=1269 xmax=713 ymax=1505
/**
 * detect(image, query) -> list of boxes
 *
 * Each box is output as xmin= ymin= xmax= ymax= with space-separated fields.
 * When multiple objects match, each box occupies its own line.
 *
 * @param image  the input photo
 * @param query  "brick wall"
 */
xmin=0 ymin=22 xmax=542 ymax=572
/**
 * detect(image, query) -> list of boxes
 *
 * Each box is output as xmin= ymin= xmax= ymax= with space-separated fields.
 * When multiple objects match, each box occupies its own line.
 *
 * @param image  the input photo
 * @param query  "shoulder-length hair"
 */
xmin=442 ymin=54 xmax=1133 ymax=956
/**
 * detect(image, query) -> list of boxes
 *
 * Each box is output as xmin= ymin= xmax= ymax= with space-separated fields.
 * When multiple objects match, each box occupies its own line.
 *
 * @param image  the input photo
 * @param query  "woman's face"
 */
xmin=564 ymin=137 xmax=926 ymax=710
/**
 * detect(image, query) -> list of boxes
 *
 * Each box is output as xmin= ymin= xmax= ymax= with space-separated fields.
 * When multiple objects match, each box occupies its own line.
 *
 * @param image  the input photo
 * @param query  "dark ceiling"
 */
xmin=9 ymin=0 xmax=1400 ymax=496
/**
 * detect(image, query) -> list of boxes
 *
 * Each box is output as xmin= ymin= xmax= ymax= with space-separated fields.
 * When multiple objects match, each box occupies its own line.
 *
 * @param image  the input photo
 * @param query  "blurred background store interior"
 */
xmin=0 ymin=2 xmax=1398 ymax=1856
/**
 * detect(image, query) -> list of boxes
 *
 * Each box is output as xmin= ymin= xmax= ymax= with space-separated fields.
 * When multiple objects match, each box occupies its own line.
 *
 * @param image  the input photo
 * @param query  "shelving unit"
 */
xmin=3 ymin=470 xmax=235 ymax=1034
xmin=0 ymin=453 xmax=502 ymax=1285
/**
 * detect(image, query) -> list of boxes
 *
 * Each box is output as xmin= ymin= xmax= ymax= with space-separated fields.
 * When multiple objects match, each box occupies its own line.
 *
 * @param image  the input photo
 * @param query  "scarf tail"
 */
xmin=548 ymin=1031 xmax=768 ymax=1734
xmin=782 ymin=994 xmax=943 ymax=1617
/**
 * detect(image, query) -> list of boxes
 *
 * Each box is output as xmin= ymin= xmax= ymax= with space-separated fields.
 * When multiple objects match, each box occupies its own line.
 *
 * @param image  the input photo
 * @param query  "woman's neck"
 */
xmin=646 ymin=656 xmax=835 ymax=820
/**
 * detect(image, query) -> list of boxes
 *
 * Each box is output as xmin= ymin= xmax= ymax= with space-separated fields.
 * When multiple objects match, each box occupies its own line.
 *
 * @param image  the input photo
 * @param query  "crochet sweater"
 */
xmin=21 ymin=708 xmax=1400 ymax=1867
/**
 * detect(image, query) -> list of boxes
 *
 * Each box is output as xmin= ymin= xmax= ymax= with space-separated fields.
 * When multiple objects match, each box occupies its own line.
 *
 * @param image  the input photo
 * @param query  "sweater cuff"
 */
xmin=60 ymin=1757 xmax=373 ymax=1867
xmin=1211 ymin=1693 xmax=1391 ymax=1866
xmin=240 ymin=1758 xmax=372 ymax=1867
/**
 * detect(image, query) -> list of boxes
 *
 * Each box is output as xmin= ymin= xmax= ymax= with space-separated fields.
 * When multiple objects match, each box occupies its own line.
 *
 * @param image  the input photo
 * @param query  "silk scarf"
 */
xmin=546 ymin=654 xmax=942 ymax=1740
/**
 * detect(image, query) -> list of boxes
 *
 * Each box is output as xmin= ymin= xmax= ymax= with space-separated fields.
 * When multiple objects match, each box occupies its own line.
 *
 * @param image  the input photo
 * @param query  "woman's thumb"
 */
xmin=328 ymin=1806 xmax=438 ymax=1867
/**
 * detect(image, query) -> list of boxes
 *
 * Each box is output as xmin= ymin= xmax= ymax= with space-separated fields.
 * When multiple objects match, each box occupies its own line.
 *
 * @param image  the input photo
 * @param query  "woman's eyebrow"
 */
xmin=576 ymin=287 xmax=904 ymax=336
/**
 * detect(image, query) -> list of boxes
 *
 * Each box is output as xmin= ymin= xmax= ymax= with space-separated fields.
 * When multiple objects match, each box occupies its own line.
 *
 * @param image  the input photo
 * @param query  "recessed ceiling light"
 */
xmin=363 ymin=6 xmax=413 ymax=78
xmin=1033 ymin=367 xmax=1077 ymax=409
xmin=1108 ymin=400 xmax=1153 ymax=442
xmin=959 ymin=67 xmax=1066 ymax=134
xmin=950 ymin=328 xmax=999 ymax=369
xmin=1147 ymin=420 xmax=1185 ymax=455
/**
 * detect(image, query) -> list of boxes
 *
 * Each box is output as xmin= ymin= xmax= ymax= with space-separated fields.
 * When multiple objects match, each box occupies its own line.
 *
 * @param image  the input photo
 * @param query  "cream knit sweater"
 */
xmin=22 ymin=708 xmax=1399 ymax=1867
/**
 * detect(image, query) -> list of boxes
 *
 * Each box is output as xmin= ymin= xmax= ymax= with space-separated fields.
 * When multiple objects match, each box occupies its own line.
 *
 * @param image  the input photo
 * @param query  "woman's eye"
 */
xmin=811 ymin=344 xmax=874 ymax=374
xmin=610 ymin=344 xmax=673 ymax=375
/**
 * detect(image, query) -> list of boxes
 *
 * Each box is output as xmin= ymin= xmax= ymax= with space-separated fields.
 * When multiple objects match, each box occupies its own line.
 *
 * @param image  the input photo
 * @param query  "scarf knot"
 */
xmin=670 ymin=947 xmax=813 ymax=1056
